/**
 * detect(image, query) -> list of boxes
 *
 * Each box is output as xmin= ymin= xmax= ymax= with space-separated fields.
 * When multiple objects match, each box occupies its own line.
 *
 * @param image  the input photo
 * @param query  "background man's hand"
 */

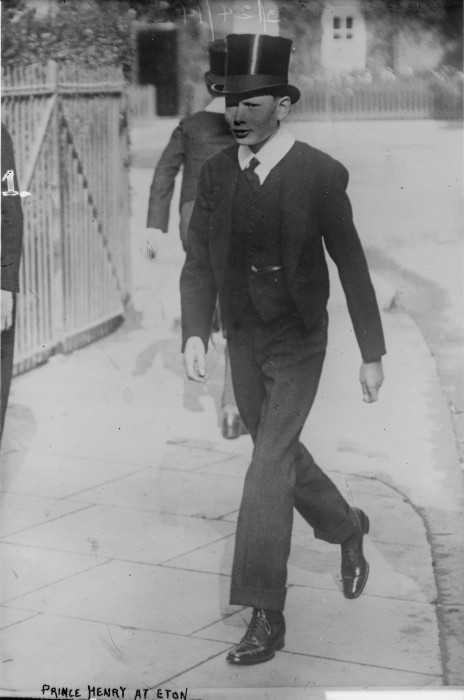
xmin=184 ymin=336 xmax=207 ymax=383
xmin=1 ymin=290 xmax=14 ymax=331
xmin=145 ymin=227 xmax=166 ymax=261
xmin=359 ymin=360 xmax=384 ymax=403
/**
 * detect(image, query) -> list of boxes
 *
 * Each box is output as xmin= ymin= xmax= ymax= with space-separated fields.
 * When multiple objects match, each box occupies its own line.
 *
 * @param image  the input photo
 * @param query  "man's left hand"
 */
xmin=359 ymin=360 xmax=384 ymax=403
xmin=1 ymin=290 xmax=14 ymax=331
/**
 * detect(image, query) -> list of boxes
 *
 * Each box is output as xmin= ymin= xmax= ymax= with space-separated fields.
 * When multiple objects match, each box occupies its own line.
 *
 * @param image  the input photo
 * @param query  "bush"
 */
xmin=1 ymin=3 xmax=135 ymax=78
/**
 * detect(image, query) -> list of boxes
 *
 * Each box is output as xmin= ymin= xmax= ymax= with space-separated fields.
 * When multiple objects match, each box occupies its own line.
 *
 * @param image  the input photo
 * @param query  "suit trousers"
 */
xmin=227 ymin=306 xmax=358 ymax=611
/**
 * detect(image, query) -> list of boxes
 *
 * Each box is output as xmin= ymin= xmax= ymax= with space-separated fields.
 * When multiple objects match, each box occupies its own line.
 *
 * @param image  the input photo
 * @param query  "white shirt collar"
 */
xmin=204 ymin=96 xmax=226 ymax=114
xmin=237 ymin=127 xmax=295 ymax=184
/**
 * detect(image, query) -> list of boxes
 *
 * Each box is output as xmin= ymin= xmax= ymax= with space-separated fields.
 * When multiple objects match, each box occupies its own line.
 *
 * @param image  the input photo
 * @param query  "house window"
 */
xmin=333 ymin=16 xmax=354 ymax=40
xmin=346 ymin=16 xmax=353 ymax=38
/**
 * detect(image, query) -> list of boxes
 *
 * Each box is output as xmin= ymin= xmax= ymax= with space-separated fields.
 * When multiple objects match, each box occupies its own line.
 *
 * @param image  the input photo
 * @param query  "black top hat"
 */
xmin=205 ymin=39 xmax=227 ymax=87
xmin=212 ymin=34 xmax=300 ymax=104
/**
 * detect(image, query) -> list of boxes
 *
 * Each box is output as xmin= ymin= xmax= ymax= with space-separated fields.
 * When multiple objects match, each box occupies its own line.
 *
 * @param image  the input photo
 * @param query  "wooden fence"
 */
xmin=289 ymin=81 xmax=435 ymax=120
xmin=151 ymin=78 xmax=460 ymax=123
xmin=1 ymin=62 xmax=131 ymax=375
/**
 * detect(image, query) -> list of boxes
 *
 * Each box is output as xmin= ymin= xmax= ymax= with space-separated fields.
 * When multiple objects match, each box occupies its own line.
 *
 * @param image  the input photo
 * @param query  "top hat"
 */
xmin=212 ymin=34 xmax=300 ymax=104
xmin=204 ymin=39 xmax=227 ymax=87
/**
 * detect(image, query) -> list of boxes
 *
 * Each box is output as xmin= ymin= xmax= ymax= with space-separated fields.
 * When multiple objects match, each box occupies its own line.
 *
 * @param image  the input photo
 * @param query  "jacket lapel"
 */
xmin=279 ymin=144 xmax=313 ymax=280
xmin=209 ymin=148 xmax=240 ymax=290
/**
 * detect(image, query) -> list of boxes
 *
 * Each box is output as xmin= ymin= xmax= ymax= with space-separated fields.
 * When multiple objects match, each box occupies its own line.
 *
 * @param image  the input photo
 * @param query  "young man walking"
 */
xmin=180 ymin=33 xmax=386 ymax=665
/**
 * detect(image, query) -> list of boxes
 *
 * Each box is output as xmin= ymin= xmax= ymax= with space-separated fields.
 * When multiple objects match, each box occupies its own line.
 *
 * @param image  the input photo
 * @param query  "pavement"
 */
xmin=1 ymin=120 xmax=464 ymax=699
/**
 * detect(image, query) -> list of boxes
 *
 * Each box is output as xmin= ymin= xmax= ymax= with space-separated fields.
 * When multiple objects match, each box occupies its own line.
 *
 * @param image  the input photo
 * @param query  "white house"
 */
xmin=320 ymin=0 xmax=367 ymax=74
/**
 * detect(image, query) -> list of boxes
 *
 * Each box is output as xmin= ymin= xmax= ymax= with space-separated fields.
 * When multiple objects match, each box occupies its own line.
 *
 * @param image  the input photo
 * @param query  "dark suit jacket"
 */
xmin=146 ymin=110 xmax=235 ymax=232
xmin=1 ymin=123 xmax=23 ymax=293
xmin=180 ymin=140 xmax=386 ymax=364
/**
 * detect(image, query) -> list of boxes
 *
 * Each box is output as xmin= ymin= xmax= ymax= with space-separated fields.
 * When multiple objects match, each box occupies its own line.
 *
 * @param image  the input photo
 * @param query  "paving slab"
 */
xmin=192 ymin=586 xmax=442 ymax=677
xmin=0 ymin=451 xmax=155 ymax=499
xmin=3 ymin=560 xmax=236 ymax=635
xmin=73 ymin=465 xmax=246 ymax=519
xmin=160 ymin=444 xmax=237 ymax=472
xmin=193 ymin=453 xmax=250 ymax=479
xmin=0 ymin=606 xmax=39 ymax=631
xmin=4 ymin=506 xmax=235 ymax=565
xmin=0 ymin=491 xmax=92 ymax=537
xmin=289 ymin=535 xmax=436 ymax=605
xmin=167 ymin=646 xmax=441 ymax=690
xmin=0 ymin=543 xmax=108 ymax=604
xmin=0 ymin=613 xmax=229 ymax=692
xmin=173 ymin=446 xmax=437 ymax=603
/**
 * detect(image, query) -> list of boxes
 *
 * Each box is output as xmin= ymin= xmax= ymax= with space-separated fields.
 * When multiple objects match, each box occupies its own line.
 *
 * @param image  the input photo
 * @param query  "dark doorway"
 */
xmin=137 ymin=27 xmax=178 ymax=116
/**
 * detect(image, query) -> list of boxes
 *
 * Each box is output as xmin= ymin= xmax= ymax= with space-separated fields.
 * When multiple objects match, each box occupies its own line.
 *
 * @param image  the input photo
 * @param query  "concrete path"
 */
xmin=1 ymin=121 xmax=463 ymax=698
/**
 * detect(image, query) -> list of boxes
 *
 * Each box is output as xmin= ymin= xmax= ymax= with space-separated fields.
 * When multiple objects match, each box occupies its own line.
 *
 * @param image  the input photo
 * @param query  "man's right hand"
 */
xmin=145 ymin=227 xmax=166 ymax=261
xmin=184 ymin=336 xmax=207 ymax=383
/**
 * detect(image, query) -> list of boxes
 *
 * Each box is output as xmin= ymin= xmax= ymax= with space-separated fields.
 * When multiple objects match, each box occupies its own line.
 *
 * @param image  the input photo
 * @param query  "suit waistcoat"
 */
xmin=227 ymin=163 xmax=297 ymax=324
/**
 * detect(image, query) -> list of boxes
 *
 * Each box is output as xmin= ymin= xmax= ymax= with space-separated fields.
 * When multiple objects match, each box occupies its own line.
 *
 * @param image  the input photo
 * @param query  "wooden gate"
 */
xmin=1 ymin=62 xmax=131 ymax=374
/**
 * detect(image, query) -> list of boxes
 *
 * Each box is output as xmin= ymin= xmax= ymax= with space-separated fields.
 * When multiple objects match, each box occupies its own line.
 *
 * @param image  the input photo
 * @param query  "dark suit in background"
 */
xmin=146 ymin=109 xmax=234 ymax=250
xmin=1 ymin=123 xmax=24 ymax=442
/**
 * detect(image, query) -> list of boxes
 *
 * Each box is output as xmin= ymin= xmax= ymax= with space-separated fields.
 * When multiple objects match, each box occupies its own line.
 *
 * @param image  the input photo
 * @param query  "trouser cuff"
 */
xmin=230 ymin=586 xmax=287 ymax=612
xmin=314 ymin=509 xmax=357 ymax=544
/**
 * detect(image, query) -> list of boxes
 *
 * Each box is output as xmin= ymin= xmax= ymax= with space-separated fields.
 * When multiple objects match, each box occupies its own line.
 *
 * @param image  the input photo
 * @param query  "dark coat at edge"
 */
xmin=1 ymin=123 xmax=24 ymax=293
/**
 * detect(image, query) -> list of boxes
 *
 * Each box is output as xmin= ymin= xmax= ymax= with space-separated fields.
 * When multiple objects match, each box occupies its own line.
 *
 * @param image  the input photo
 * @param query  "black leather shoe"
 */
xmin=226 ymin=609 xmax=285 ymax=665
xmin=222 ymin=410 xmax=245 ymax=439
xmin=341 ymin=507 xmax=370 ymax=599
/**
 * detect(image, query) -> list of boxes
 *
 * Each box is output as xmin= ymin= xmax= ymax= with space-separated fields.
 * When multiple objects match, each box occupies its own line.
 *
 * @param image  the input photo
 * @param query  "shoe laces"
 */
xmin=239 ymin=608 xmax=272 ymax=649
xmin=242 ymin=609 xmax=272 ymax=645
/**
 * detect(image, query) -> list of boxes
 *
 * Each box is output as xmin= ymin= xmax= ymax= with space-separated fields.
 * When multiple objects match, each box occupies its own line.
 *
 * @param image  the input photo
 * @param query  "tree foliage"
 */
xmin=1 ymin=1 xmax=135 ymax=74
xmin=361 ymin=0 xmax=447 ymax=25
xmin=1 ymin=0 xmax=207 ymax=77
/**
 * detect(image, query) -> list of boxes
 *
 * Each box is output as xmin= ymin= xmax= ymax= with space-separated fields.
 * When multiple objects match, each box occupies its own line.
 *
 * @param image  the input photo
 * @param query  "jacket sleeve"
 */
xmin=179 ymin=162 xmax=218 ymax=352
xmin=146 ymin=120 xmax=186 ymax=231
xmin=1 ymin=124 xmax=24 ymax=292
xmin=319 ymin=158 xmax=386 ymax=363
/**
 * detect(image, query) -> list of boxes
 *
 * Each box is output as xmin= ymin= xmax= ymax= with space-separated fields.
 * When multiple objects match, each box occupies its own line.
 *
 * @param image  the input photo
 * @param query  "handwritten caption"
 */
xmin=172 ymin=0 xmax=279 ymax=36
xmin=41 ymin=687 xmax=188 ymax=700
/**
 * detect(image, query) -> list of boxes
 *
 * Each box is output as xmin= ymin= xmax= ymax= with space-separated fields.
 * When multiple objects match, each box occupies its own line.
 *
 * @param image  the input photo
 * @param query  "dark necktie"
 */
xmin=244 ymin=156 xmax=260 ymax=189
